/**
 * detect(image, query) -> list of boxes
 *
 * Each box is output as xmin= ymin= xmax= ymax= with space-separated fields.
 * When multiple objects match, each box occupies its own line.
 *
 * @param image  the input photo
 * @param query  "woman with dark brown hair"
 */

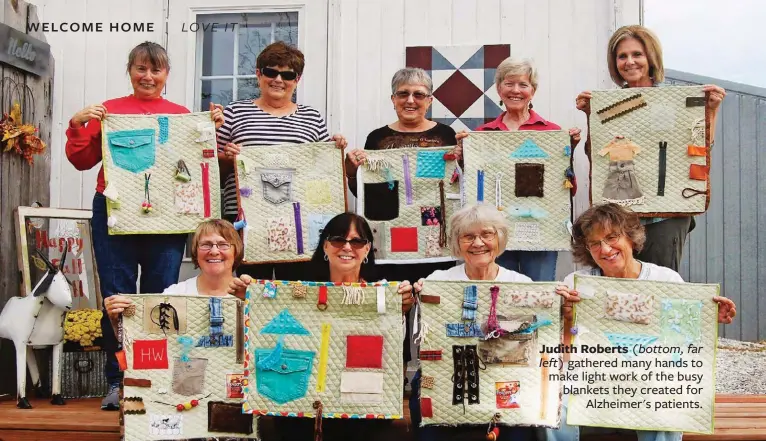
xmin=216 ymin=40 xmax=347 ymax=282
xmin=65 ymin=41 xmax=224 ymax=410
xmin=544 ymin=203 xmax=735 ymax=441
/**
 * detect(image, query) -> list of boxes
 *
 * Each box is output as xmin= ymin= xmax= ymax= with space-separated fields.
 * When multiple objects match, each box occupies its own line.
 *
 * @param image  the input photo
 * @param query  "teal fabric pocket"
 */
xmin=255 ymin=348 xmax=314 ymax=405
xmin=107 ymin=129 xmax=156 ymax=173
xmin=415 ymin=150 xmax=447 ymax=178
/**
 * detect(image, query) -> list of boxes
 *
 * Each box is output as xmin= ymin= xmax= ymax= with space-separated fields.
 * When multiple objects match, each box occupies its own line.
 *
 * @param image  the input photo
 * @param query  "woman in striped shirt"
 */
xmin=216 ymin=41 xmax=346 ymax=281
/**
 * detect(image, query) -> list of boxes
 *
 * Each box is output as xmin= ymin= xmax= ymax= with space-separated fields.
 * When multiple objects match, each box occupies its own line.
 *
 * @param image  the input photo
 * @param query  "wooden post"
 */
xmin=0 ymin=0 xmax=54 ymax=395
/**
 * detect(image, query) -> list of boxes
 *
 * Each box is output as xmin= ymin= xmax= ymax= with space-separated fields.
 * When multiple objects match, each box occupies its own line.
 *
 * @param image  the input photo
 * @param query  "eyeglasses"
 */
xmin=261 ymin=67 xmax=298 ymax=81
xmin=459 ymin=230 xmax=497 ymax=244
xmin=586 ymin=233 xmax=621 ymax=251
xmin=199 ymin=242 xmax=232 ymax=251
xmin=394 ymin=91 xmax=431 ymax=101
xmin=327 ymin=236 xmax=369 ymax=249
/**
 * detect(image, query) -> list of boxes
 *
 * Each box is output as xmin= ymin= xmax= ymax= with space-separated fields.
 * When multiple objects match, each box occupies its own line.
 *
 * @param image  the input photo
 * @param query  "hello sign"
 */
xmin=0 ymin=23 xmax=51 ymax=77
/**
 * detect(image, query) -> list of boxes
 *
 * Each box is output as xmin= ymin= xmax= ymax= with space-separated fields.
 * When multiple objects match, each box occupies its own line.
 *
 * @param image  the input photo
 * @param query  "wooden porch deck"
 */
xmin=0 ymin=395 xmax=763 ymax=441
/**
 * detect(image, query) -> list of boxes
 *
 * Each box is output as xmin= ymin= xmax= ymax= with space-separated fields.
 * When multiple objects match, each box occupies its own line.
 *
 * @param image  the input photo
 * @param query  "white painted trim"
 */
xmin=326 ymin=0 xmax=341 ymax=130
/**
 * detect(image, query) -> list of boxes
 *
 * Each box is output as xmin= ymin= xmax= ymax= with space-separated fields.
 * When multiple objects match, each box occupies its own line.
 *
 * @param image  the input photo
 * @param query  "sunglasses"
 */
xmin=260 ymin=67 xmax=298 ymax=81
xmin=327 ymin=236 xmax=369 ymax=249
xmin=394 ymin=91 xmax=431 ymax=101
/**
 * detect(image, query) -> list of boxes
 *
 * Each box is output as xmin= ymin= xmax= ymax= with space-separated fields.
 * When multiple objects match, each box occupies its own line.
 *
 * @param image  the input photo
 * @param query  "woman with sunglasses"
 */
xmin=410 ymin=204 xmax=535 ymax=441
xmin=216 ymin=41 xmax=347 ymax=282
xmin=544 ymin=203 xmax=735 ymax=441
xmin=228 ymin=212 xmax=414 ymax=440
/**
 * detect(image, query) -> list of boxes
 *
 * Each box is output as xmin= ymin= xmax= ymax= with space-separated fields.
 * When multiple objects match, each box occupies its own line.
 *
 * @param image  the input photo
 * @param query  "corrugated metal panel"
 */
xmin=666 ymin=69 xmax=766 ymax=342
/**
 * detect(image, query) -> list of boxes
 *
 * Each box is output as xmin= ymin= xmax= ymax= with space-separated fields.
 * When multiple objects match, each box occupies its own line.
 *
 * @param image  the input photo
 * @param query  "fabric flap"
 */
xmin=340 ymin=371 xmax=384 ymax=394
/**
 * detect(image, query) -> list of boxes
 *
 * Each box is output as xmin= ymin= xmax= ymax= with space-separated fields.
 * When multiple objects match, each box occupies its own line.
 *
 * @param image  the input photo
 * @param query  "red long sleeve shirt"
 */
xmin=65 ymin=95 xmax=189 ymax=193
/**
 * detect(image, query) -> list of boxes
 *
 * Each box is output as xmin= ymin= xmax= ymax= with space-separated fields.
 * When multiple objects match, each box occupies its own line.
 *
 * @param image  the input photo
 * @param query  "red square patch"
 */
xmin=346 ymin=335 xmax=384 ymax=369
xmin=390 ymin=227 xmax=418 ymax=252
xmin=132 ymin=340 xmax=169 ymax=370
xmin=420 ymin=397 xmax=433 ymax=418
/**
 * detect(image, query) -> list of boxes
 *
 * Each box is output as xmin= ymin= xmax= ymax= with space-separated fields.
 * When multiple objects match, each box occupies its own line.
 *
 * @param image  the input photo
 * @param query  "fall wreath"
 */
xmin=1 ymin=102 xmax=46 ymax=164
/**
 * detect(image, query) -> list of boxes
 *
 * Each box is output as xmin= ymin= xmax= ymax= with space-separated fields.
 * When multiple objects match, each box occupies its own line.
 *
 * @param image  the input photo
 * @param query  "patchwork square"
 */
xmin=346 ymin=335 xmax=384 ymax=369
xmin=340 ymin=371 xmax=385 ymax=404
xmin=415 ymin=150 xmax=448 ymax=178
xmin=174 ymin=182 xmax=202 ymax=214
xmin=150 ymin=414 xmax=183 ymax=436
xmin=307 ymin=214 xmax=336 ymax=252
xmin=267 ymin=217 xmax=293 ymax=252
xmin=390 ymin=227 xmax=418 ymax=252
xmin=133 ymin=340 xmax=169 ymax=370
xmin=424 ymin=227 xmax=442 ymax=257
xmin=420 ymin=206 xmax=441 ymax=226
xmin=208 ymin=401 xmax=254 ymax=434
xmin=605 ymin=290 xmax=654 ymax=325
xmin=172 ymin=358 xmax=207 ymax=396
xmin=515 ymin=163 xmax=544 ymax=197
xmin=305 ymin=180 xmax=333 ymax=205
xmin=143 ymin=298 xmax=188 ymax=334
xmin=660 ymin=298 xmax=703 ymax=345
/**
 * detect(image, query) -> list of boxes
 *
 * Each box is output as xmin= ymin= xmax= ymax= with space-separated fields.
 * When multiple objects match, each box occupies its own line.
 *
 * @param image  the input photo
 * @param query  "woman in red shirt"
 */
xmin=474 ymin=57 xmax=582 ymax=282
xmin=65 ymin=41 xmax=224 ymax=411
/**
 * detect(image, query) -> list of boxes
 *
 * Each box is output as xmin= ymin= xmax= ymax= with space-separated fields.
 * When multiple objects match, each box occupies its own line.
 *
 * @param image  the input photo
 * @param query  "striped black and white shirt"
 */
xmin=217 ymin=100 xmax=331 ymax=217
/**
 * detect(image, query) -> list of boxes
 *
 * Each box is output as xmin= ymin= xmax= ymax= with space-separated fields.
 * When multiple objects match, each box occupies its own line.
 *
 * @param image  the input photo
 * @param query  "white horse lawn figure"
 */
xmin=0 ymin=248 xmax=72 ymax=408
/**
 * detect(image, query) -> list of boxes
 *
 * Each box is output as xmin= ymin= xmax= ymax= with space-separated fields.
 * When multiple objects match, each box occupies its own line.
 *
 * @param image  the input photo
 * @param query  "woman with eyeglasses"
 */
xmin=466 ymin=56 xmax=582 ymax=283
xmin=228 ymin=212 xmax=414 ymax=440
xmin=216 ymin=41 xmax=347 ymax=281
xmin=105 ymin=219 xmax=243 ymax=326
xmin=544 ymin=203 xmax=735 ymax=441
xmin=410 ymin=204 xmax=534 ymax=441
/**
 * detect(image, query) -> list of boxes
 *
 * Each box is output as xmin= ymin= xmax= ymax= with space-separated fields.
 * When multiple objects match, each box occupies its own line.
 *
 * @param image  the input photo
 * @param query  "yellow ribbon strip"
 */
xmin=316 ymin=323 xmax=332 ymax=392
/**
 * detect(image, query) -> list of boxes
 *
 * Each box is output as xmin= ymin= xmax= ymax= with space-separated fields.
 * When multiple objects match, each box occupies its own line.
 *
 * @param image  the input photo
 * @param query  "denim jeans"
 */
xmin=496 ymin=251 xmax=558 ymax=281
xmin=409 ymin=370 xmax=535 ymax=441
xmin=92 ymin=192 xmax=186 ymax=385
xmin=542 ymin=394 xmax=682 ymax=441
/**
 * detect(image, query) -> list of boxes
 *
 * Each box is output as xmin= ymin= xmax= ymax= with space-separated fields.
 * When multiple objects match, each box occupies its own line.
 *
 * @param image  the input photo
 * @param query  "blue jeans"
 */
xmin=543 ymin=395 xmax=682 ymax=441
xmin=92 ymin=192 xmax=186 ymax=384
xmin=409 ymin=370 xmax=534 ymax=441
xmin=496 ymin=251 xmax=557 ymax=281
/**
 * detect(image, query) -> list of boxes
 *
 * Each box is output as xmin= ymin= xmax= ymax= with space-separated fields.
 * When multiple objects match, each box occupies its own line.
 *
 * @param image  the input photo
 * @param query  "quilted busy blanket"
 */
xmin=357 ymin=146 xmax=461 ymax=263
xmin=242 ymin=280 xmax=404 ymax=419
xmin=417 ymin=280 xmax=563 ymax=428
xmin=567 ymin=275 xmax=718 ymax=433
xmin=235 ymin=143 xmax=347 ymax=264
xmin=463 ymin=131 xmax=574 ymax=251
xmin=588 ymin=85 xmax=710 ymax=215
xmin=101 ymin=113 xmax=221 ymax=234
xmin=120 ymin=294 xmax=252 ymax=440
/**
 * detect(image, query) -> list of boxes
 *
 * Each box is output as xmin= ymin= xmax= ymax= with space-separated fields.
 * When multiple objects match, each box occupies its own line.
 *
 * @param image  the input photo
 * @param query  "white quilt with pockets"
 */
xmin=568 ymin=275 xmax=718 ymax=434
xmin=236 ymin=142 xmax=347 ymax=264
xmin=463 ymin=131 xmax=573 ymax=251
xmin=589 ymin=85 xmax=708 ymax=214
xmin=418 ymin=280 xmax=563 ymax=428
xmin=357 ymin=146 xmax=460 ymax=263
xmin=242 ymin=280 xmax=404 ymax=419
xmin=101 ymin=113 xmax=221 ymax=235
xmin=121 ymin=294 xmax=252 ymax=441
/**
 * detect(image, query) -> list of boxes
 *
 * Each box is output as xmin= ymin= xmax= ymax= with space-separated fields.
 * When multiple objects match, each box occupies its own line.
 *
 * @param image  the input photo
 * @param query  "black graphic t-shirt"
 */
xmin=348 ymin=122 xmax=457 ymax=196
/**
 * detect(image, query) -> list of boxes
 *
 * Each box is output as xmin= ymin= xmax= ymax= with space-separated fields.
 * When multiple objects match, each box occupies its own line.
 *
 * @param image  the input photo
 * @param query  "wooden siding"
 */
xmin=667 ymin=69 xmax=766 ymax=342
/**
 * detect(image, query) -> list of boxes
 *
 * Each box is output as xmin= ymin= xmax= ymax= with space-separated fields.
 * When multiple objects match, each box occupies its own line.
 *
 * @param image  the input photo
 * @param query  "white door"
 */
xmin=165 ymin=0 xmax=328 ymax=114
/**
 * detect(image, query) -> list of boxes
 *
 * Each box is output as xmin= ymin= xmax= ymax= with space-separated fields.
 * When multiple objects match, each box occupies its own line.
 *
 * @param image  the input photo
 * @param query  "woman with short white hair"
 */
xmin=409 ymin=204 xmax=533 ymax=440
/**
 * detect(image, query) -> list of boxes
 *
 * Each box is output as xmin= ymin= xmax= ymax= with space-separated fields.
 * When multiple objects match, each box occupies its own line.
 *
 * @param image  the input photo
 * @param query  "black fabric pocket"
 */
xmin=364 ymin=181 xmax=399 ymax=221
xmin=515 ymin=163 xmax=544 ymax=197
xmin=208 ymin=401 xmax=254 ymax=434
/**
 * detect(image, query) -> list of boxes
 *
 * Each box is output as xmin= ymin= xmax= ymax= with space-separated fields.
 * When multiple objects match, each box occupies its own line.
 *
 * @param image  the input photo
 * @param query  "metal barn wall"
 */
xmin=666 ymin=69 xmax=766 ymax=342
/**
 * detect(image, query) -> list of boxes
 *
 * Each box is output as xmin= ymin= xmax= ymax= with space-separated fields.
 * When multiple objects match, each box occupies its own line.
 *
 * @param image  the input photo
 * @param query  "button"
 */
xmin=281 ymin=364 xmax=288 ymax=370
xmin=129 ymin=139 xmax=135 ymax=145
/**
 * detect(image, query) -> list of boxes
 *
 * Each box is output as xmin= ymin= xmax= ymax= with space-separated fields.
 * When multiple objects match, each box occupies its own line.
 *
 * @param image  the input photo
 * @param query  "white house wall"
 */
xmin=30 ymin=0 xmax=640 ymax=280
